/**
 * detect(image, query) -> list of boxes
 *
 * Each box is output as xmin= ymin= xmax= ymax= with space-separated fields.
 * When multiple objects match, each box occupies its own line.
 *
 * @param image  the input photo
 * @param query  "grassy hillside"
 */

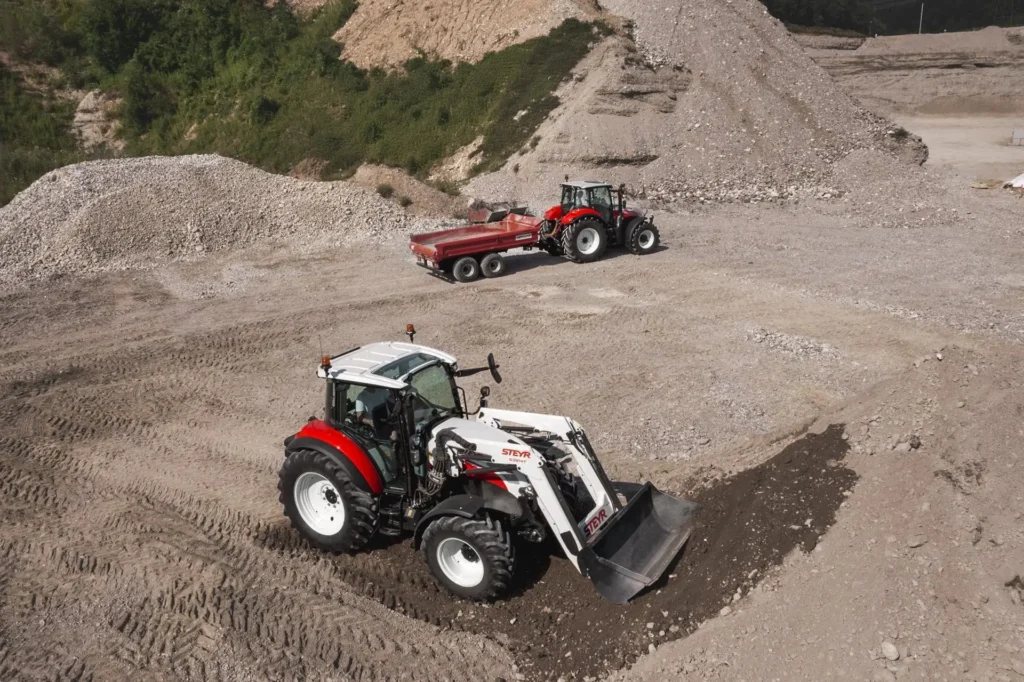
xmin=0 ymin=0 xmax=605 ymax=206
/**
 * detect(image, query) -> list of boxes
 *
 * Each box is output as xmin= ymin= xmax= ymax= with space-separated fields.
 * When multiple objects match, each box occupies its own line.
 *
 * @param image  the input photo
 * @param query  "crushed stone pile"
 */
xmin=467 ymin=0 xmax=926 ymax=206
xmin=0 ymin=155 xmax=421 ymax=284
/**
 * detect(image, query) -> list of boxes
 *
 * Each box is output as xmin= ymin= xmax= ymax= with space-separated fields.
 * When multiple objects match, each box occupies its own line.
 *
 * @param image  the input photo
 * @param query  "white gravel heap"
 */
xmin=0 ymin=155 xmax=421 ymax=284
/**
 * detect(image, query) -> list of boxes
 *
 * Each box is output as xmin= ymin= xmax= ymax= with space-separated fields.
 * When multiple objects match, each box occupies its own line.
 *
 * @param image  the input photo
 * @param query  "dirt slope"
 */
xmin=467 ymin=0 xmax=924 ymax=205
xmin=333 ymin=0 xmax=599 ymax=70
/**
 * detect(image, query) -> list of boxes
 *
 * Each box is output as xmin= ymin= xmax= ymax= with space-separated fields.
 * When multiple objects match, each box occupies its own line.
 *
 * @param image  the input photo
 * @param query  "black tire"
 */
xmin=279 ymin=449 xmax=378 ymax=553
xmin=422 ymin=514 xmax=515 ymax=601
xmin=561 ymin=219 xmax=608 ymax=263
xmin=480 ymin=253 xmax=507 ymax=278
xmin=627 ymin=219 xmax=660 ymax=255
xmin=452 ymin=256 xmax=480 ymax=283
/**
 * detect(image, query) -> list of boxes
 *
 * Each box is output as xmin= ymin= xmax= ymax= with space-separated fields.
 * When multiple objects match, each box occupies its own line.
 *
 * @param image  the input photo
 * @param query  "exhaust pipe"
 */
xmin=578 ymin=482 xmax=699 ymax=604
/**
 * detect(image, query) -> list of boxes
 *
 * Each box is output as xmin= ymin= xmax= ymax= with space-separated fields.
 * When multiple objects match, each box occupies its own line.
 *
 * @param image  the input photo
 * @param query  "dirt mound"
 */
xmin=333 ymin=0 xmax=599 ymax=70
xmin=0 ymin=155 xmax=421 ymax=284
xmin=857 ymin=26 xmax=1024 ymax=56
xmin=349 ymin=164 xmax=463 ymax=217
xmin=467 ymin=0 xmax=924 ymax=206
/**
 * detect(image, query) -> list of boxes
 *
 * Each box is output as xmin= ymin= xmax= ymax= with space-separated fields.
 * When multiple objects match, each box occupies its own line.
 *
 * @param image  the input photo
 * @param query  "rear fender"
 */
xmin=286 ymin=421 xmax=384 ymax=494
xmin=559 ymin=207 xmax=603 ymax=226
xmin=413 ymin=491 xmax=525 ymax=549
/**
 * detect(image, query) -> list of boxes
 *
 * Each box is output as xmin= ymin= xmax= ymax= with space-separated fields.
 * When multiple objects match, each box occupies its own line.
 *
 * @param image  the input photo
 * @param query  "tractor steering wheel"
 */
xmin=487 ymin=353 xmax=502 ymax=384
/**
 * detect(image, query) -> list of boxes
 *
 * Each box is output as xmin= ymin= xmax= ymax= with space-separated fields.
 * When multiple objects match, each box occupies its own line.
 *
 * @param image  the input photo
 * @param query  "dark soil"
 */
xmin=262 ymin=424 xmax=857 ymax=681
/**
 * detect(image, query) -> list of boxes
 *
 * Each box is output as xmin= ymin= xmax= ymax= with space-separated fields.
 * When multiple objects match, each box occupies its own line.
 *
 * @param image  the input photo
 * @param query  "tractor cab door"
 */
xmin=561 ymin=185 xmax=580 ymax=212
xmin=588 ymin=186 xmax=614 ymax=225
xmin=334 ymin=382 xmax=403 ymax=485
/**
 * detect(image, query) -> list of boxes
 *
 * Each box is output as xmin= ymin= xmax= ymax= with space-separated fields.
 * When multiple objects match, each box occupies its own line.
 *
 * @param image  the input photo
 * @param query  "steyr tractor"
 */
xmin=539 ymin=180 xmax=660 ymax=263
xmin=278 ymin=326 xmax=697 ymax=603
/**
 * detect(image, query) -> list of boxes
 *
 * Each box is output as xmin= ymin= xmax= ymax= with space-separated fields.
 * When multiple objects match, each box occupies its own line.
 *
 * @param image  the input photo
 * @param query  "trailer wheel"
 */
xmin=627 ymin=220 xmax=660 ymax=255
xmin=480 ymin=253 xmax=507 ymax=278
xmin=452 ymin=257 xmax=481 ymax=283
xmin=562 ymin=219 xmax=608 ymax=263
xmin=422 ymin=514 xmax=515 ymax=601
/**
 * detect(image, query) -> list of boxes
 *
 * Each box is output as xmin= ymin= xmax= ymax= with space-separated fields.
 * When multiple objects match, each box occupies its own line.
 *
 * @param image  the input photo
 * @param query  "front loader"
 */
xmin=278 ymin=327 xmax=697 ymax=603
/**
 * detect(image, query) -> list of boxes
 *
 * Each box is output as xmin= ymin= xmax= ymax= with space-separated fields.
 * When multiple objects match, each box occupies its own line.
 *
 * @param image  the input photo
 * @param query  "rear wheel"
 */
xmin=627 ymin=220 xmax=660 ymax=255
xmin=480 ymin=253 xmax=507 ymax=278
xmin=561 ymin=219 xmax=608 ymax=263
xmin=279 ymin=449 xmax=377 ymax=553
xmin=452 ymin=256 xmax=481 ymax=283
xmin=422 ymin=515 xmax=515 ymax=601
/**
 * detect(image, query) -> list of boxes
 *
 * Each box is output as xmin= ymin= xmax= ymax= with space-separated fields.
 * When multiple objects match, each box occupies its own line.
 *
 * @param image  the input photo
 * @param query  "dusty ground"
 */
xmin=3 ymin=17 xmax=1024 ymax=682
xmin=2 ymin=166 xmax=1023 ymax=680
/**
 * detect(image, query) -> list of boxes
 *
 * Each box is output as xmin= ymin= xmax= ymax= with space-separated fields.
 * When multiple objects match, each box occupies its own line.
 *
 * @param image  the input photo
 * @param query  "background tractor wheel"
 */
xmin=480 ymin=253 xmax=507 ymax=278
xmin=561 ymin=219 xmax=608 ymax=263
xmin=627 ymin=220 xmax=660 ymax=255
xmin=279 ymin=449 xmax=377 ymax=553
xmin=422 ymin=515 xmax=515 ymax=601
xmin=452 ymin=256 xmax=481 ymax=283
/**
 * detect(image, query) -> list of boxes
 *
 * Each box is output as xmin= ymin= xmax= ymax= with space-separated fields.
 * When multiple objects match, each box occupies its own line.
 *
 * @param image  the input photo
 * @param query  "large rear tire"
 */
xmin=422 ymin=515 xmax=515 ymax=601
xmin=627 ymin=220 xmax=660 ymax=255
xmin=561 ymin=219 xmax=608 ymax=263
xmin=279 ymin=449 xmax=378 ymax=553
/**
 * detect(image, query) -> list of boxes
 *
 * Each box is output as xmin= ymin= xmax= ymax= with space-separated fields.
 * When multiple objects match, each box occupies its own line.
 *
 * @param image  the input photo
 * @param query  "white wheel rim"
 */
xmin=638 ymin=229 xmax=655 ymax=250
xmin=458 ymin=262 xmax=476 ymax=278
xmin=436 ymin=538 xmax=484 ymax=588
xmin=577 ymin=227 xmax=601 ymax=255
xmin=294 ymin=472 xmax=346 ymax=535
xmin=486 ymin=259 xmax=501 ymax=274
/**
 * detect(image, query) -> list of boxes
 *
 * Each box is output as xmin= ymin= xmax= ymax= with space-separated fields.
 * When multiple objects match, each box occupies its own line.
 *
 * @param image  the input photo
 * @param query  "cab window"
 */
xmin=590 ymin=186 xmax=612 ymax=208
xmin=407 ymin=364 xmax=458 ymax=414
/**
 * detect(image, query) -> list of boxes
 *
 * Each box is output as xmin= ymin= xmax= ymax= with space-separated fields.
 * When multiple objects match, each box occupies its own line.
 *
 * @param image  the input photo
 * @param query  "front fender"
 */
xmin=413 ymin=491 xmax=525 ymax=549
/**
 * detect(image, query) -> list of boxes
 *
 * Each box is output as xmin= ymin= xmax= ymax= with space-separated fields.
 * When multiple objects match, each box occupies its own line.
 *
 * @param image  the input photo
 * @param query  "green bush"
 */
xmin=0 ymin=63 xmax=84 ymax=206
xmin=398 ymin=195 xmax=412 ymax=208
xmin=376 ymin=183 xmax=394 ymax=199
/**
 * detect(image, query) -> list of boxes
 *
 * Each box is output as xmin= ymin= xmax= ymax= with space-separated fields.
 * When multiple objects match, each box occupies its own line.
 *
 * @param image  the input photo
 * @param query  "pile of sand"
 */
xmin=856 ymin=25 xmax=1024 ymax=56
xmin=465 ymin=0 xmax=925 ymax=206
xmin=348 ymin=165 xmax=463 ymax=217
xmin=333 ymin=0 xmax=599 ymax=70
xmin=0 ymin=155 xmax=422 ymax=284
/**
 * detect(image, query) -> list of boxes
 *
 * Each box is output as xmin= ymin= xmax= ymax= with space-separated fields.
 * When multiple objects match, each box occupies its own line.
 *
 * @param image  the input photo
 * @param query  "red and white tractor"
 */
xmin=538 ymin=180 xmax=660 ymax=263
xmin=279 ymin=327 xmax=697 ymax=603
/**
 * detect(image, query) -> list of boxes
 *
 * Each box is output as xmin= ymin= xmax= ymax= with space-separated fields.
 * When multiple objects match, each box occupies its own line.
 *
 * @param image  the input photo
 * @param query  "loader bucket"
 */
xmin=579 ymin=482 xmax=699 ymax=604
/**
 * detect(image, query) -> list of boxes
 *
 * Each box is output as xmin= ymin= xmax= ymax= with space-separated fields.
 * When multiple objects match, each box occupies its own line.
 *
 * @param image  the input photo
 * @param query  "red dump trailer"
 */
xmin=408 ymin=208 xmax=542 ymax=282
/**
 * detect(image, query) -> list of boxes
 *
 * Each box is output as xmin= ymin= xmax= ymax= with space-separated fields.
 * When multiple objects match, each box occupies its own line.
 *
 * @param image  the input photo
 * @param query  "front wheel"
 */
xmin=561 ymin=219 xmax=608 ymax=263
xmin=279 ymin=449 xmax=378 ymax=553
xmin=422 ymin=515 xmax=515 ymax=601
xmin=627 ymin=220 xmax=660 ymax=255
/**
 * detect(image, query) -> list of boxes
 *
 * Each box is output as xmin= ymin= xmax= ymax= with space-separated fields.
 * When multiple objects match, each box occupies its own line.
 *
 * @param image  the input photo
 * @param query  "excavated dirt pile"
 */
xmin=0 ymin=155 xmax=420 ymax=284
xmin=468 ymin=0 xmax=926 ymax=205
xmin=271 ymin=425 xmax=857 ymax=681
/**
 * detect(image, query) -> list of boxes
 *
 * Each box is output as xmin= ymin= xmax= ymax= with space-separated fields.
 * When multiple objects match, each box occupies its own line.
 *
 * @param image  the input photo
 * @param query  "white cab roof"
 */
xmin=317 ymin=342 xmax=458 ymax=389
xmin=563 ymin=180 xmax=612 ymax=189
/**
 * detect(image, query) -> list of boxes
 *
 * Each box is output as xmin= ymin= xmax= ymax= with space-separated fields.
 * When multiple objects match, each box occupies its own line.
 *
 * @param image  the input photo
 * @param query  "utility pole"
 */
xmin=919 ymin=3 xmax=925 ymax=33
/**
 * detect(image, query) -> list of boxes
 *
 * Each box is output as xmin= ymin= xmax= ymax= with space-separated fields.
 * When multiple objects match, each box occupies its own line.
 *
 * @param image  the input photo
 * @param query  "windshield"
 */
xmin=408 ymin=363 xmax=459 ymax=414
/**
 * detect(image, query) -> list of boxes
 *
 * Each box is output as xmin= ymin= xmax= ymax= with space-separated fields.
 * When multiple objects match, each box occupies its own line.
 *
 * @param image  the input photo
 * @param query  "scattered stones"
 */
xmin=719 ymin=606 xmax=733 ymax=617
xmin=907 ymin=536 xmax=928 ymax=548
xmin=881 ymin=641 xmax=901 ymax=661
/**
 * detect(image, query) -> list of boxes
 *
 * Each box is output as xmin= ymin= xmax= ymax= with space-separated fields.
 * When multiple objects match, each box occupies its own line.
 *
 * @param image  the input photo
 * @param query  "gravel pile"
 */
xmin=856 ymin=25 xmax=1023 ymax=56
xmin=0 ymin=155 xmax=424 ymax=284
xmin=468 ymin=0 xmax=926 ymax=206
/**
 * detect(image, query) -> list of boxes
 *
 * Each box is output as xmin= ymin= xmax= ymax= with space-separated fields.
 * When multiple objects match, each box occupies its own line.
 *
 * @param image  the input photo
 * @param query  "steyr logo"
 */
xmin=501 ymin=447 xmax=530 ymax=459
xmin=584 ymin=508 xmax=608 ymax=537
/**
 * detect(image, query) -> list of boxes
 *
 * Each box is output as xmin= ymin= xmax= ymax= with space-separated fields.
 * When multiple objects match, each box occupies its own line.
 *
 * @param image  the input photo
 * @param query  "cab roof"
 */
xmin=562 ymin=180 xmax=612 ymax=190
xmin=317 ymin=342 xmax=457 ymax=389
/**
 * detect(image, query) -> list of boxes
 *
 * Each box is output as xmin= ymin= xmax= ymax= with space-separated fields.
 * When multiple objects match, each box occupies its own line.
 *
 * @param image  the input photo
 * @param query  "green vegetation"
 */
xmin=0 ymin=63 xmax=83 ymax=206
xmin=0 ymin=0 xmax=603 ymax=206
xmin=376 ymin=183 xmax=394 ymax=199
xmin=763 ymin=0 xmax=1022 ymax=35
xmin=398 ymin=195 xmax=412 ymax=208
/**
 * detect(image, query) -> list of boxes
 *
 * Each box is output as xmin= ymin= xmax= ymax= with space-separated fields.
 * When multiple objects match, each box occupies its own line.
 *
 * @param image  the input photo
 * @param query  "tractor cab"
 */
xmin=560 ymin=181 xmax=616 ymax=225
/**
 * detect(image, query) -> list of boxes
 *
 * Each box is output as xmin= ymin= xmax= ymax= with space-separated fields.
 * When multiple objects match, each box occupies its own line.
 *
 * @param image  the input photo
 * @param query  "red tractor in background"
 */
xmin=408 ymin=180 xmax=660 ymax=283
xmin=539 ymin=180 xmax=660 ymax=263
